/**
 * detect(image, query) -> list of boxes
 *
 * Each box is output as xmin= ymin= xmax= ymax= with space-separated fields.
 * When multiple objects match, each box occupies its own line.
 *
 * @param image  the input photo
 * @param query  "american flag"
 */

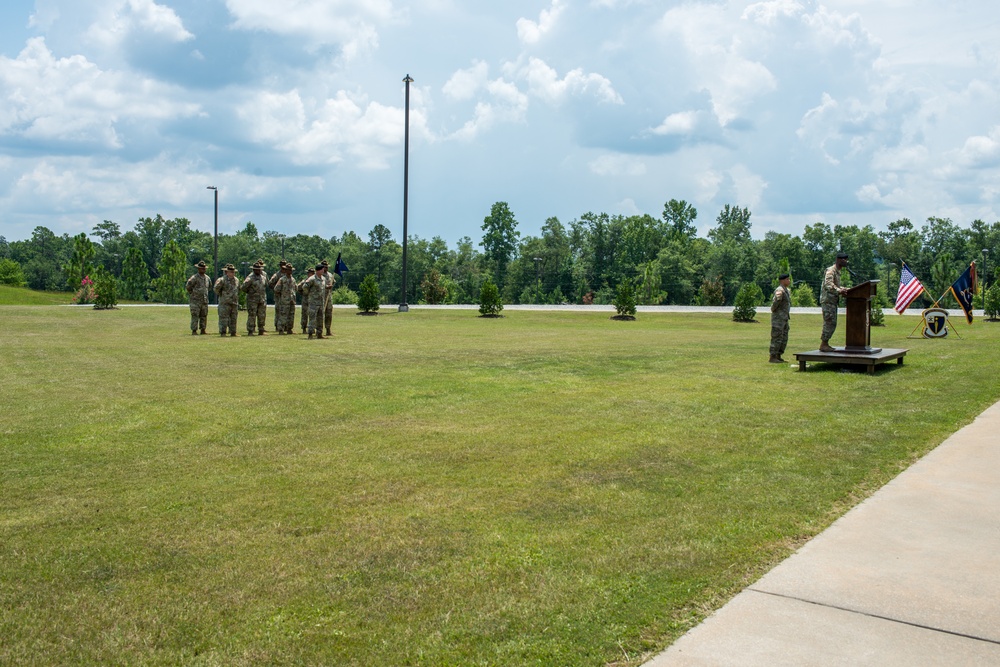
xmin=895 ymin=262 xmax=925 ymax=313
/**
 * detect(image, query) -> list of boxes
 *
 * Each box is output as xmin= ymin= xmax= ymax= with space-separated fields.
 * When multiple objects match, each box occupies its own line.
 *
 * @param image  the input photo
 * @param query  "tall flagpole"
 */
xmin=399 ymin=74 xmax=413 ymax=313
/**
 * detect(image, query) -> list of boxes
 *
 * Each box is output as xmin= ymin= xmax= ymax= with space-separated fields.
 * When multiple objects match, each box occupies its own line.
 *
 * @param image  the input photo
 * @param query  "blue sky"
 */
xmin=2 ymin=0 xmax=1000 ymax=244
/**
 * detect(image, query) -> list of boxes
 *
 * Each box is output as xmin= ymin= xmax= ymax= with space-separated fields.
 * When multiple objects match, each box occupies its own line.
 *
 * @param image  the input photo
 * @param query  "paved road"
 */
xmin=646 ymin=400 xmax=1000 ymax=666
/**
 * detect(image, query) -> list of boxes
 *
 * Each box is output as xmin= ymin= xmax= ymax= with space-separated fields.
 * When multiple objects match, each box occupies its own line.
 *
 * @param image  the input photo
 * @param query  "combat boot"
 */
xmin=819 ymin=341 xmax=835 ymax=352
xmin=325 ymin=329 xmax=331 ymax=337
xmin=200 ymin=329 xmax=206 ymax=335
xmin=192 ymin=331 xmax=197 ymax=335
xmin=769 ymin=355 xmax=782 ymax=363
xmin=231 ymin=332 xmax=238 ymax=337
xmin=316 ymin=332 xmax=325 ymax=339
xmin=308 ymin=332 xmax=314 ymax=339
xmin=220 ymin=332 xmax=226 ymax=337
xmin=258 ymin=331 xmax=266 ymax=335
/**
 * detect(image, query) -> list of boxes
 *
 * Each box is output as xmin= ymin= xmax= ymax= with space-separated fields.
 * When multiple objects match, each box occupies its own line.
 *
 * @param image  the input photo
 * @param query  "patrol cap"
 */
xmin=778 ymin=273 xmax=789 ymax=280
xmin=195 ymin=260 xmax=207 ymax=268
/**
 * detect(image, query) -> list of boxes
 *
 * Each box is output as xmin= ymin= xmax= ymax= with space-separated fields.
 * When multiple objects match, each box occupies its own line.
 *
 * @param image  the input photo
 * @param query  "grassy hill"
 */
xmin=0 ymin=284 xmax=72 ymax=305
xmin=2 ymin=306 xmax=998 ymax=665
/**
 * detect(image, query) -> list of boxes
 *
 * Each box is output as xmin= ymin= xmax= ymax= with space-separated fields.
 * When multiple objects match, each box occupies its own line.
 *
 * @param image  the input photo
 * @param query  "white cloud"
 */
xmin=517 ymin=0 xmax=566 ymax=45
xmin=659 ymin=4 xmax=777 ymax=126
xmin=88 ymin=0 xmax=195 ymax=47
xmin=449 ymin=78 xmax=529 ymax=141
xmin=443 ymin=61 xmax=489 ymax=101
xmin=651 ymin=111 xmax=699 ymax=136
xmin=0 ymin=37 xmax=200 ymax=147
xmin=517 ymin=57 xmax=623 ymax=105
xmin=239 ymin=88 xmax=426 ymax=169
xmin=225 ymin=0 xmax=393 ymax=58
xmin=957 ymin=127 xmax=1000 ymax=168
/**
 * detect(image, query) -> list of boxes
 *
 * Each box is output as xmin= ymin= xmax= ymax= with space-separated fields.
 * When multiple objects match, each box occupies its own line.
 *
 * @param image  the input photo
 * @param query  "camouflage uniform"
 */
xmin=324 ymin=272 xmax=335 ymax=336
xmin=303 ymin=271 xmax=329 ymax=338
xmin=214 ymin=272 xmax=239 ymax=335
xmin=297 ymin=271 xmax=314 ymax=333
xmin=820 ymin=264 xmax=843 ymax=344
xmin=241 ymin=268 xmax=268 ymax=335
xmin=769 ymin=284 xmax=791 ymax=358
xmin=274 ymin=271 xmax=297 ymax=334
xmin=185 ymin=270 xmax=211 ymax=334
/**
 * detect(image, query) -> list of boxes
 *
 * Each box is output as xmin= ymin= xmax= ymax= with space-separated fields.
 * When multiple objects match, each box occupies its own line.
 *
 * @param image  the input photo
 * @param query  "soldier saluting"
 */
xmin=185 ymin=260 xmax=211 ymax=335
xmin=240 ymin=260 xmax=268 ymax=335
xmin=214 ymin=264 xmax=239 ymax=336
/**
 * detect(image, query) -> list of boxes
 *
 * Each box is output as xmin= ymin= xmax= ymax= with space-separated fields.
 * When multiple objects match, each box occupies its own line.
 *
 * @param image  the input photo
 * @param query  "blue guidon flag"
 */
xmin=334 ymin=252 xmax=349 ymax=277
xmin=949 ymin=261 xmax=977 ymax=324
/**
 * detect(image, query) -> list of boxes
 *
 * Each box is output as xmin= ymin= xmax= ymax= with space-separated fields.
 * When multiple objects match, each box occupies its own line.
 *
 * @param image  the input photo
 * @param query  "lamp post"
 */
xmin=983 ymin=249 xmax=989 ymax=311
xmin=533 ymin=257 xmax=542 ymax=302
xmin=207 ymin=186 xmax=218 ymax=304
xmin=278 ymin=234 xmax=286 ymax=261
xmin=399 ymin=74 xmax=413 ymax=313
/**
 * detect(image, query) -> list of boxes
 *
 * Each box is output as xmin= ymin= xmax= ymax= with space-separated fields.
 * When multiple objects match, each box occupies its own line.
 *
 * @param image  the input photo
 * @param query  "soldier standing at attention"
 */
xmin=304 ymin=264 xmax=329 ymax=339
xmin=297 ymin=267 xmax=315 ymax=334
xmin=820 ymin=252 xmax=850 ymax=352
xmin=268 ymin=260 xmax=286 ymax=293
xmin=185 ymin=260 xmax=211 ymax=335
xmin=321 ymin=259 xmax=335 ymax=337
xmin=241 ymin=260 xmax=268 ymax=335
xmin=214 ymin=264 xmax=239 ymax=336
xmin=274 ymin=263 xmax=297 ymax=335
xmin=769 ymin=273 xmax=791 ymax=363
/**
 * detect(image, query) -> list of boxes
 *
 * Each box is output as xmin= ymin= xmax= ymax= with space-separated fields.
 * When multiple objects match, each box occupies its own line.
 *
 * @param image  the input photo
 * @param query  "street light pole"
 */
xmin=278 ymin=234 xmax=286 ymax=261
xmin=399 ymin=74 xmax=413 ymax=313
xmin=207 ymin=186 xmax=218 ymax=304
xmin=983 ymin=249 xmax=989 ymax=312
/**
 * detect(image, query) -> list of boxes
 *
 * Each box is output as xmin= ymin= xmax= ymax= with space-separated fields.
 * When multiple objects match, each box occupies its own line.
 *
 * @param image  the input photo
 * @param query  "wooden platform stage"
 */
xmin=793 ymin=348 xmax=909 ymax=374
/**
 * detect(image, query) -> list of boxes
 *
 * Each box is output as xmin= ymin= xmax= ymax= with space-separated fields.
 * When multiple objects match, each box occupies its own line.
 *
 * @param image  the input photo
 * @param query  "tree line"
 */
xmin=2 ymin=202 xmax=999 ymax=308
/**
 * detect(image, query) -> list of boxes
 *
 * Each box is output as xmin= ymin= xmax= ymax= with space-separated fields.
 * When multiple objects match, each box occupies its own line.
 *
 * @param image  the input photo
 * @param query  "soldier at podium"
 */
xmin=820 ymin=252 xmax=850 ymax=352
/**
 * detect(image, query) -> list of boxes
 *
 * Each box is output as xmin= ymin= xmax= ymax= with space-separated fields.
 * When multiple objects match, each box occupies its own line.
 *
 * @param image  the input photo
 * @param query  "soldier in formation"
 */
xmin=297 ymin=267 xmax=315 ymax=334
xmin=819 ymin=252 xmax=849 ymax=352
xmin=769 ymin=272 xmax=791 ymax=363
xmin=302 ymin=263 xmax=332 ymax=339
xmin=240 ymin=260 xmax=269 ymax=335
xmin=214 ymin=263 xmax=239 ymax=336
xmin=320 ymin=259 xmax=336 ymax=337
xmin=185 ymin=260 xmax=211 ymax=335
xmin=273 ymin=263 xmax=297 ymax=335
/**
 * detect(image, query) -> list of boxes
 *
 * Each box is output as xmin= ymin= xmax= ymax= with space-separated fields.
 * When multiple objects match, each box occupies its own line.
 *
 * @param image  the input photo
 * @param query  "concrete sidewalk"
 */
xmin=647 ymin=400 xmax=1000 ymax=666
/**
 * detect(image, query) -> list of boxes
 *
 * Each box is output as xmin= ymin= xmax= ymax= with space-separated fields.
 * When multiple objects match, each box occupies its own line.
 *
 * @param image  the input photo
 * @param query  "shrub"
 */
xmin=732 ymin=282 xmax=763 ymax=322
xmin=71 ymin=276 xmax=96 ymax=305
xmin=92 ymin=269 xmax=118 ymax=310
xmin=871 ymin=287 xmax=888 ymax=326
xmin=792 ymin=283 xmax=817 ymax=307
xmin=612 ymin=279 xmax=637 ymax=317
xmin=0 ymin=258 xmax=27 ymax=287
xmin=420 ymin=270 xmax=448 ymax=304
xmin=985 ymin=281 xmax=1000 ymax=321
xmin=700 ymin=276 xmax=725 ymax=306
xmin=357 ymin=274 xmax=381 ymax=313
xmin=331 ymin=286 xmax=359 ymax=305
xmin=478 ymin=278 xmax=503 ymax=316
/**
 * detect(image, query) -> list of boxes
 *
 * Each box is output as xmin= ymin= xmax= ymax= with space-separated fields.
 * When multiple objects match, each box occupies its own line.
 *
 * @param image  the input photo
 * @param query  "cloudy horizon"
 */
xmin=2 ymin=0 xmax=1000 ymax=245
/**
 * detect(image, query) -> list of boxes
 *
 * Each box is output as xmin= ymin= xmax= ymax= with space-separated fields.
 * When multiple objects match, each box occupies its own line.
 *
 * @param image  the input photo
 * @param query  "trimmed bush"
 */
xmin=985 ymin=281 xmax=1000 ymax=321
xmin=357 ymin=274 xmax=381 ymax=313
xmin=478 ymin=278 xmax=503 ymax=316
xmin=732 ymin=282 xmax=763 ymax=322
xmin=612 ymin=279 xmax=637 ymax=318
xmin=92 ymin=268 xmax=118 ymax=310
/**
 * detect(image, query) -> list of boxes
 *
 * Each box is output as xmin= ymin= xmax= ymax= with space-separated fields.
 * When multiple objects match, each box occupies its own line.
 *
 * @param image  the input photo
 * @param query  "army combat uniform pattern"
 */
xmin=241 ymin=270 xmax=269 ymax=335
xmin=769 ymin=283 xmax=790 ymax=358
xmin=185 ymin=272 xmax=211 ymax=334
xmin=820 ymin=264 xmax=842 ymax=343
xmin=273 ymin=273 xmax=297 ymax=334
xmin=302 ymin=272 xmax=330 ymax=338
xmin=214 ymin=273 xmax=240 ymax=335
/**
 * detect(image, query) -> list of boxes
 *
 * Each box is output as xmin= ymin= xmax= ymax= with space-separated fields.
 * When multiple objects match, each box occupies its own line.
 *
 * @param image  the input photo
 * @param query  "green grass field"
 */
xmin=2 ymin=305 xmax=998 ymax=666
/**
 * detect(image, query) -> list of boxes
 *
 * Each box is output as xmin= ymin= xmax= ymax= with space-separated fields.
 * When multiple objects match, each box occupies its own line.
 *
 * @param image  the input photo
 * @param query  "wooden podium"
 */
xmin=844 ymin=280 xmax=880 ymax=354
